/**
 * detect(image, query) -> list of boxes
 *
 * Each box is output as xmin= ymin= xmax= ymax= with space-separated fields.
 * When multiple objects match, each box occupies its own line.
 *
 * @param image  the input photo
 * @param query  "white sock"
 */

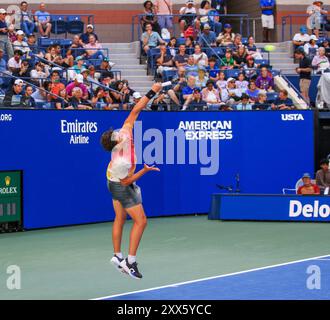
xmin=115 ymin=252 xmax=123 ymax=259
xmin=128 ymin=255 xmax=136 ymax=264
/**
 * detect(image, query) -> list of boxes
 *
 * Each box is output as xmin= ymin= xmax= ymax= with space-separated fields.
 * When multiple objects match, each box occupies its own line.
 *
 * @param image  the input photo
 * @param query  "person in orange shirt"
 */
xmin=297 ymin=173 xmax=321 ymax=195
xmin=49 ymin=70 xmax=65 ymax=101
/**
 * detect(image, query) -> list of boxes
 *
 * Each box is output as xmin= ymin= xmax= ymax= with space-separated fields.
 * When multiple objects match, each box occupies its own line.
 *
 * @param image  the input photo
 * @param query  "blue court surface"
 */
xmin=94 ymin=255 xmax=330 ymax=300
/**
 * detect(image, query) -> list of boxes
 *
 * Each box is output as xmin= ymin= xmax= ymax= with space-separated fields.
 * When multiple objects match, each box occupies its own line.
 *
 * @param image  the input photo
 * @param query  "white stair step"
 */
xmin=120 ymin=69 xmax=149 ymax=76
xmin=109 ymin=53 xmax=137 ymax=59
xmin=114 ymin=65 xmax=147 ymax=70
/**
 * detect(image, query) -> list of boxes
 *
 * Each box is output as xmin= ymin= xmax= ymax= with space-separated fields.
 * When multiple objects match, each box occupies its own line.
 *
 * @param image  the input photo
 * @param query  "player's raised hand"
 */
xmin=144 ymin=164 xmax=160 ymax=172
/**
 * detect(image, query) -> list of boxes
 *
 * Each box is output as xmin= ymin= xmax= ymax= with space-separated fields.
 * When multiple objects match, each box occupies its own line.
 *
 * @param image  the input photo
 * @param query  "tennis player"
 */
xmin=101 ymin=83 xmax=162 ymax=279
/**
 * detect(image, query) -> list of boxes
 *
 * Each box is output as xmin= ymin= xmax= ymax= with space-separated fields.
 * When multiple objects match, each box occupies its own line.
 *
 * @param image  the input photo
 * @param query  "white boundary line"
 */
xmin=91 ymin=254 xmax=330 ymax=300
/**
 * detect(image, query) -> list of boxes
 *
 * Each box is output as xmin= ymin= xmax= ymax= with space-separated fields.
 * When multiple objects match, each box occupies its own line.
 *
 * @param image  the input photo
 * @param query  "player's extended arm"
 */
xmin=123 ymin=83 xmax=162 ymax=128
xmin=120 ymin=164 xmax=160 ymax=186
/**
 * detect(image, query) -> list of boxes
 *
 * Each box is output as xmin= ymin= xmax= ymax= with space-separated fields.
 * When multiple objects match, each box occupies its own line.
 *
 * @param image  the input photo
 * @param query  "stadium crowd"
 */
xmin=0 ymin=0 xmax=328 ymax=110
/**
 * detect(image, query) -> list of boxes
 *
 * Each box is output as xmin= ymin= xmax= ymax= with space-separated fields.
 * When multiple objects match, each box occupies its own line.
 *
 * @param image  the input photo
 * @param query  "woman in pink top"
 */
xmin=84 ymin=34 xmax=103 ymax=60
xmin=101 ymin=83 xmax=162 ymax=279
xmin=155 ymin=0 xmax=173 ymax=32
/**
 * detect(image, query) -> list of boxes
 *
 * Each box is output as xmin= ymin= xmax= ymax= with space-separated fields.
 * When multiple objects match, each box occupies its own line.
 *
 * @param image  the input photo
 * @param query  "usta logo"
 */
xmin=281 ymin=114 xmax=304 ymax=121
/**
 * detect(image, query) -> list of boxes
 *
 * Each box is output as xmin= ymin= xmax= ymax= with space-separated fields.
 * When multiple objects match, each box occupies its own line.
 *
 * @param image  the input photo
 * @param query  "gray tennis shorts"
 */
xmin=107 ymin=180 xmax=142 ymax=209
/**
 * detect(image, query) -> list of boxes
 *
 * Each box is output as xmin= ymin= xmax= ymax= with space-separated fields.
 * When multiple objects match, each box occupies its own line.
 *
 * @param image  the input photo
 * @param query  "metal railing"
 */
xmin=281 ymin=14 xmax=330 ymax=42
xmin=132 ymin=13 xmax=251 ymax=42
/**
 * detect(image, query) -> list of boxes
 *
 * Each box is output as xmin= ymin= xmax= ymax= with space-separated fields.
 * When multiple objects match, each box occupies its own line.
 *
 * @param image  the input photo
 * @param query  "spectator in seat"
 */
xmin=34 ymin=2 xmax=51 ymax=38
xmin=31 ymin=80 xmax=51 ymax=104
xmin=179 ymin=0 xmax=197 ymax=37
xmin=99 ymin=57 xmax=115 ymax=76
xmin=20 ymin=1 xmax=35 ymax=36
xmin=91 ymin=86 xmax=114 ymax=109
xmin=30 ymin=62 xmax=49 ymax=85
xmin=141 ymin=23 xmax=165 ymax=54
xmin=316 ymin=159 xmax=330 ymax=193
xmin=202 ymin=80 xmax=221 ymax=105
xmin=3 ymin=79 xmax=25 ymax=107
xmin=54 ymin=88 xmax=70 ymax=109
xmin=67 ymin=55 xmax=85 ymax=81
xmin=297 ymin=173 xmax=320 ymax=195
xmin=271 ymin=89 xmax=294 ymax=110
xmin=13 ymin=59 xmax=30 ymax=78
xmin=236 ymin=93 xmax=253 ymax=110
xmin=71 ymin=35 xmax=85 ymax=59
xmin=49 ymin=69 xmax=65 ymax=101
xmin=216 ymin=24 xmax=235 ymax=46
xmin=167 ymin=37 xmax=177 ymax=57
xmin=174 ymin=44 xmax=189 ymax=68
xmin=312 ymin=47 xmax=330 ymax=73
xmin=155 ymin=0 xmax=173 ymax=34
xmin=185 ymin=55 xmax=199 ymax=77
xmin=141 ymin=1 xmax=161 ymax=34
xmin=246 ymin=80 xmax=261 ymax=102
xmin=193 ymin=44 xmax=208 ymax=67
xmin=68 ymin=87 xmax=92 ymax=110
xmin=235 ymin=72 xmax=249 ymax=93
xmin=243 ymin=56 xmax=258 ymax=79
xmin=260 ymin=0 xmax=276 ymax=43
xmin=232 ymin=34 xmax=243 ymax=52
xmin=196 ymin=67 xmax=209 ymax=87
xmin=221 ymin=48 xmax=235 ymax=69
xmin=62 ymin=49 xmax=74 ymax=68
xmin=84 ymin=34 xmax=104 ymax=60
xmin=294 ymin=48 xmax=312 ymax=104
xmin=185 ymin=36 xmax=195 ymax=54
xmin=221 ymin=77 xmax=242 ymax=105
xmin=253 ymin=92 xmax=268 ymax=110
xmin=151 ymin=90 xmax=170 ymax=111
xmin=234 ymin=45 xmax=248 ymax=68
xmin=13 ymin=30 xmax=30 ymax=54
xmin=8 ymin=49 xmax=23 ymax=74
xmin=26 ymin=34 xmax=41 ymax=56
xmin=23 ymin=85 xmax=36 ymax=108
xmin=211 ymin=0 xmax=227 ymax=15
xmin=256 ymin=66 xmax=274 ymax=91
xmin=7 ymin=24 xmax=17 ymax=44
xmin=66 ymin=74 xmax=88 ymax=100
xmin=182 ymin=75 xmax=198 ymax=108
xmin=216 ymin=71 xmax=227 ymax=90
xmin=292 ymin=26 xmax=310 ymax=50
xmin=185 ymin=87 xmax=208 ymax=110
xmin=79 ymin=24 xmax=99 ymax=45
xmin=167 ymin=67 xmax=187 ymax=106
xmin=207 ymin=57 xmax=220 ymax=82
xmin=156 ymin=43 xmax=174 ymax=78
xmin=303 ymin=35 xmax=319 ymax=57
xmin=199 ymin=23 xmax=217 ymax=47
xmin=45 ymin=45 xmax=64 ymax=66
xmin=246 ymin=36 xmax=263 ymax=59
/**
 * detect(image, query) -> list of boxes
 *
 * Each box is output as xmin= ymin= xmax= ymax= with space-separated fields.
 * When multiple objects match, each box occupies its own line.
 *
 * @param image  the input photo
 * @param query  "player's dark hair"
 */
xmin=100 ymin=128 xmax=118 ymax=152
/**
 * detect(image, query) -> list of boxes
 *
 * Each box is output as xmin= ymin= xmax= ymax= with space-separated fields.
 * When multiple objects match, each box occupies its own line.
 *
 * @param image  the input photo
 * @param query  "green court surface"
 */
xmin=0 ymin=215 xmax=330 ymax=300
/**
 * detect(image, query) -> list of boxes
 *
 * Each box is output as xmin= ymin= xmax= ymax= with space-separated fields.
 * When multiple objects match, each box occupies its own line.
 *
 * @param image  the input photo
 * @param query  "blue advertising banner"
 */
xmin=209 ymin=194 xmax=330 ymax=222
xmin=0 ymin=110 xmax=315 ymax=229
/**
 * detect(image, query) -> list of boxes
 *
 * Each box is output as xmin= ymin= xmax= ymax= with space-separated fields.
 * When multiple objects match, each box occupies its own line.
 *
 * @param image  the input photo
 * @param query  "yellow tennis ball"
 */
xmin=264 ymin=45 xmax=276 ymax=52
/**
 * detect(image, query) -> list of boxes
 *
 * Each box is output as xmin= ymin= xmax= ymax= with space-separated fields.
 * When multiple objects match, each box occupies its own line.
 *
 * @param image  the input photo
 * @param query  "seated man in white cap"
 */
xmin=13 ymin=30 xmax=30 ymax=54
xmin=3 ymin=79 xmax=25 ymax=107
xmin=79 ymin=24 xmax=99 ymax=45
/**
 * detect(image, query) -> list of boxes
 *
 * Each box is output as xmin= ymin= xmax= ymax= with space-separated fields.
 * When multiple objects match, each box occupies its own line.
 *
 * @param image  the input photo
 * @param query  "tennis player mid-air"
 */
xmin=101 ymin=83 xmax=162 ymax=279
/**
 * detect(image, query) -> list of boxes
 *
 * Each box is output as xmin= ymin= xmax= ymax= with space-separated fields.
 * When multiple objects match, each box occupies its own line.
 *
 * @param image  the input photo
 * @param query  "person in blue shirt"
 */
xmin=199 ymin=23 xmax=217 ymax=47
xmin=271 ymin=89 xmax=294 ymax=110
xmin=260 ymin=0 xmax=276 ymax=43
xmin=211 ymin=0 xmax=227 ymax=15
xmin=34 ymin=2 xmax=51 ymax=38
xmin=235 ymin=93 xmax=253 ymax=110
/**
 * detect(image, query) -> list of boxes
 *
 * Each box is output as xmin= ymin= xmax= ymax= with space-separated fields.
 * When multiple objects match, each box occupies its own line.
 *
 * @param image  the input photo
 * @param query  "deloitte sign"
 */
xmin=289 ymin=200 xmax=330 ymax=219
